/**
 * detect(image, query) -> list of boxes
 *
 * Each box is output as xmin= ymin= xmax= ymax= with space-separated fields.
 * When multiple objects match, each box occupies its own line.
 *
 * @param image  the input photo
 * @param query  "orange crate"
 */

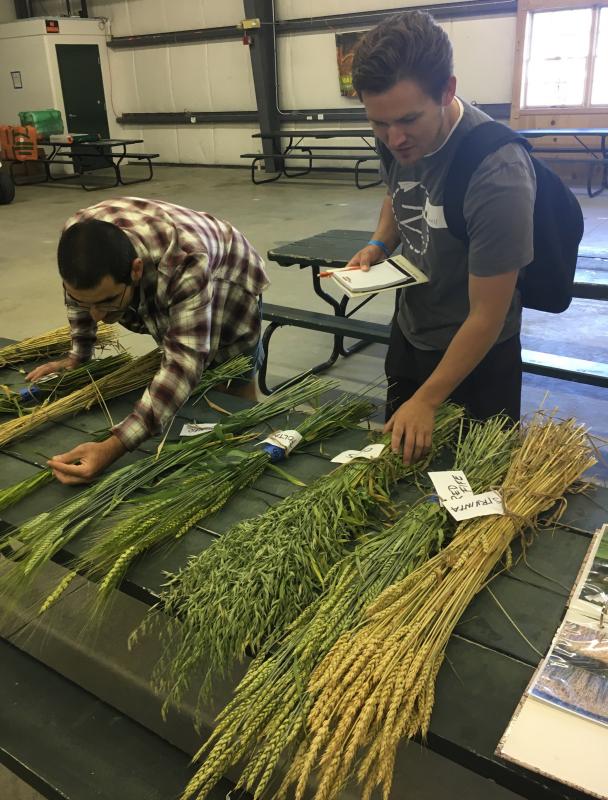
xmin=0 ymin=125 xmax=38 ymax=160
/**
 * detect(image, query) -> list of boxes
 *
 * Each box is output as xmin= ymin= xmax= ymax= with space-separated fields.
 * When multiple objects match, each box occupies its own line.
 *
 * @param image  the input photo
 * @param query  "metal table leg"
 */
xmin=310 ymin=267 xmax=374 ymax=358
xmin=258 ymin=319 xmax=341 ymax=395
xmin=259 ymin=264 xmax=379 ymax=394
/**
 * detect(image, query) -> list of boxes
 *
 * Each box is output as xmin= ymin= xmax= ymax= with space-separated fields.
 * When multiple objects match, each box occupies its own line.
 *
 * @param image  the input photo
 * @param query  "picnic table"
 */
xmin=242 ymin=128 xmax=381 ymax=188
xmin=517 ymin=128 xmax=608 ymax=197
xmin=260 ymin=229 xmax=608 ymax=394
xmin=0 ymin=337 xmax=606 ymax=800
xmin=8 ymin=137 xmax=159 ymax=191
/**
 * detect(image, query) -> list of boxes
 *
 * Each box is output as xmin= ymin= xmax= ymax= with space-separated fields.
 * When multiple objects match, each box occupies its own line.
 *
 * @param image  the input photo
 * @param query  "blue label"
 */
xmin=262 ymin=443 xmax=287 ymax=463
xmin=19 ymin=385 xmax=41 ymax=402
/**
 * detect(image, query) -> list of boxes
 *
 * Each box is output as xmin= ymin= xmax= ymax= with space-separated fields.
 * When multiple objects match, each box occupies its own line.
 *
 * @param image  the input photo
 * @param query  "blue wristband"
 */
xmin=368 ymin=239 xmax=391 ymax=258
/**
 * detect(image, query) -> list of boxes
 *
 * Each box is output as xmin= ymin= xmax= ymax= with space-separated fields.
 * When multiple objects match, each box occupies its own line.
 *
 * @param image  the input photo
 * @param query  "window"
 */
xmin=591 ymin=7 xmax=608 ymax=104
xmin=521 ymin=5 xmax=608 ymax=109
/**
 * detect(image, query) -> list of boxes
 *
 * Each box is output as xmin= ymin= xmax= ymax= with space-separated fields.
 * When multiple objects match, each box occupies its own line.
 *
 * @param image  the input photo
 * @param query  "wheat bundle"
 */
xmin=133 ymin=404 xmax=464 ymax=721
xmin=0 ymin=323 xmax=119 ymax=367
xmin=277 ymin=415 xmax=595 ymax=800
xmin=180 ymin=415 xmax=518 ymax=800
xmin=0 ymin=352 xmax=132 ymax=417
xmin=0 ymin=349 xmax=161 ymax=449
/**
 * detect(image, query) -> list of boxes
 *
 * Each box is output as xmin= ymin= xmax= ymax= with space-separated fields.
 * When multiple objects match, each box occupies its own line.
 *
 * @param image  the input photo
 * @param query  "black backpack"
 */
xmin=443 ymin=121 xmax=584 ymax=313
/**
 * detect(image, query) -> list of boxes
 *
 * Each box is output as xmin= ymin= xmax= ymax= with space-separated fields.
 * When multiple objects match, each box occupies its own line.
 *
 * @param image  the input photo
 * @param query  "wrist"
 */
xmin=368 ymin=239 xmax=392 ymax=258
xmin=101 ymin=434 xmax=127 ymax=458
xmin=413 ymin=385 xmax=443 ymax=411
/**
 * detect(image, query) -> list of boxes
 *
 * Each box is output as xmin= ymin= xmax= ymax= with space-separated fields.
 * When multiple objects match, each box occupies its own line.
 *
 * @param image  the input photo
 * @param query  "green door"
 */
xmin=55 ymin=44 xmax=110 ymax=138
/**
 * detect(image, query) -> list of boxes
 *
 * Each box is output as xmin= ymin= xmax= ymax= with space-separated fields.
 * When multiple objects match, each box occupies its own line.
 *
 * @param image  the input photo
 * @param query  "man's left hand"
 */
xmin=384 ymin=396 xmax=436 ymax=465
xmin=47 ymin=436 xmax=127 ymax=485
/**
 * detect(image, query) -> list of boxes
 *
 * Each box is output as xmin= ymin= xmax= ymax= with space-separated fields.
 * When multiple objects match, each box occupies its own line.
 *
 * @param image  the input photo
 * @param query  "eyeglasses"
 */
xmin=63 ymin=283 xmax=129 ymax=313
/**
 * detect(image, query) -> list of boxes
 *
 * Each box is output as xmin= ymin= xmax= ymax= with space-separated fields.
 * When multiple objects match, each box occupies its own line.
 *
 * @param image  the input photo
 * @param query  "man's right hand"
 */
xmin=345 ymin=243 xmax=386 ymax=272
xmin=26 ymin=355 xmax=78 ymax=383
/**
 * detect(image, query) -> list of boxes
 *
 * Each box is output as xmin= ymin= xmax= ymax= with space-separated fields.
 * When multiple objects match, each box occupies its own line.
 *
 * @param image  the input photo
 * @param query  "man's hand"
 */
xmin=345 ymin=243 xmax=386 ymax=273
xmin=384 ymin=395 xmax=436 ymax=465
xmin=47 ymin=435 xmax=126 ymax=485
xmin=26 ymin=355 xmax=79 ymax=383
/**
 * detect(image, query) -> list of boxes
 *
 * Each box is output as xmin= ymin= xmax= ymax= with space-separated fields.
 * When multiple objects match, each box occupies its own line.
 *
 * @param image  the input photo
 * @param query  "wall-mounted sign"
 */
xmin=10 ymin=71 xmax=22 ymax=89
xmin=45 ymin=19 xmax=60 ymax=33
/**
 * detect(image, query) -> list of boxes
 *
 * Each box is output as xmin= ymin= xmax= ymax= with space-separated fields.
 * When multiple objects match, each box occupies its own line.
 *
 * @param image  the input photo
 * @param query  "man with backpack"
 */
xmin=347 ymin=10 xmax=582 ymax=464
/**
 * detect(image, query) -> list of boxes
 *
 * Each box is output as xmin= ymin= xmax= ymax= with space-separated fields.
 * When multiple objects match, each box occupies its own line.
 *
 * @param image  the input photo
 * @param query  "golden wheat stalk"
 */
xmin=281 ymin=415 xmax=595 ymax=800
xmin=0 ymin=323 xmax=119 ymax=367
xmin=0 ymin=349 xmax=161 ymax=448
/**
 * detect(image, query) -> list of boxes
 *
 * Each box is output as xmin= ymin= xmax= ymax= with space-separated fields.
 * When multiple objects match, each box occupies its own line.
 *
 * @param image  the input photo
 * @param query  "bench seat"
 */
xmin=260 ymin=303 xmax=608 ymax=393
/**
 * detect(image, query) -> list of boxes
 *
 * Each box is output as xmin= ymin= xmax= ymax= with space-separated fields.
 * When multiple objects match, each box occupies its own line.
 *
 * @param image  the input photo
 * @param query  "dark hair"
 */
xmin=352 ymin=11 xmax=453 ymax=102
xmin=57 ymin=219 xmax=136 ymax=289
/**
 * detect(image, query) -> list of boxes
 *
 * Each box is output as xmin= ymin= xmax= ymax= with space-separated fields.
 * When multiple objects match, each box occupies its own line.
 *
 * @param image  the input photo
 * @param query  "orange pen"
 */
xmin=319 ymin=265 xmax=364 ymax=278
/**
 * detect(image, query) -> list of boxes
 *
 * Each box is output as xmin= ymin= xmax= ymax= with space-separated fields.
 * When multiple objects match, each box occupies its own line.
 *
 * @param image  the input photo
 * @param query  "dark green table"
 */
xmin=263 ymin=230 xmax=608 ymax=394
xmin=0 ymin=345 xmax=606 ymax=800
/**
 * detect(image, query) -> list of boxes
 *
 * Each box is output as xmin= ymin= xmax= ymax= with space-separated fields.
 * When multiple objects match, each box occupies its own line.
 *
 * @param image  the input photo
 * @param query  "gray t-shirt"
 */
xmin=380 ymin=99 xmax=536 ymax=351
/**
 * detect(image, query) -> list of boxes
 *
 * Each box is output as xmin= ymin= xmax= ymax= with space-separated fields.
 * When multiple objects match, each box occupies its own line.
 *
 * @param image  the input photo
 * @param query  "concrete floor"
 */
xmin=1 ymin=165 xmax=607 ymax=800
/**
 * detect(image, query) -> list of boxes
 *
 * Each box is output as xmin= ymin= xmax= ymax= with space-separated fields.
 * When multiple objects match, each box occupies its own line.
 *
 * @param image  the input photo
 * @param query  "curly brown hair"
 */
xmin=352 ymin=11 xmax=453 ymax=102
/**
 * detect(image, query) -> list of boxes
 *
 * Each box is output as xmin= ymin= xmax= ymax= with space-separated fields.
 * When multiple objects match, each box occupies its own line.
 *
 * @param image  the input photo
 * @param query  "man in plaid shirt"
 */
xmin=27 ymin=197 xmax=270 ymax=484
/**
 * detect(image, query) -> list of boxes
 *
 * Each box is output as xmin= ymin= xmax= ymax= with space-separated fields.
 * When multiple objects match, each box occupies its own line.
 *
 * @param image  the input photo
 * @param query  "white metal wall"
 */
xmin=89 ymin=0 xmax=255 ymax=163
xmin=0 ymin=0 xmax=17 ymax=24
xmin=0 ymin=1 xmax=517 ymax=165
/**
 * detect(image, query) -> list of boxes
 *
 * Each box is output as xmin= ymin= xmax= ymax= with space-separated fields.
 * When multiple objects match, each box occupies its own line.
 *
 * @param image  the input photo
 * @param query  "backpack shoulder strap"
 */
xmin=443 ymin=120 xmax=531 ymax=241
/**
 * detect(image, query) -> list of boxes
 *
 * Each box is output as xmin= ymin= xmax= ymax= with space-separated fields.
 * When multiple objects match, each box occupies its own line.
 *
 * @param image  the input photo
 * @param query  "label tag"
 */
xmin=36 ymin=372 xmax=60 ymax=384
xmin=331 ymin=443 xmax=386 ymax=464
xmin=428 ymin=470 xmax=474 ymax=506
xmin=180 ymin=422 xmax=217 ymax=437
xmin=260 ymin=430 xmax=302 ymax=456
xmin=428 ymin=470 xmax=504 ymax=520
xmin=443 ymin=490 xmax=505 ymax=521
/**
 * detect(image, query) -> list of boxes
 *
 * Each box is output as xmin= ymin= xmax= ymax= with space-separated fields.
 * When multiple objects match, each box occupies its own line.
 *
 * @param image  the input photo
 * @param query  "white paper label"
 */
xmin=331 ymin=443 xmax=386 ymax=464
xmin=260 ymin=430 xmax=302 ymax=456
xmin=428 ymin=470 xmax=504 ymax=521
xmin=180 ymin=422 xmax=217 ymax=437
xmin=443 ymin=490 xmax=505 ymax=521
xmin=36 ymin=372 xmax=60 ymax=384
xmin=428 ymin=470 xmax=474 ymax=505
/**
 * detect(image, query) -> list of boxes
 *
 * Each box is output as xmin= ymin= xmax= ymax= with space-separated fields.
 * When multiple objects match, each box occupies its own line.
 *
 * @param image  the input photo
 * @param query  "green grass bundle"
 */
xmin=0 ymin=349 xmax=162 ymax=449
xmin=0 ymin=323 xmax=119 ymax=367
xmin=277 ymin=415 xmax=595 ymax=800
xmin=40 ymin=394 xmax=375 ymax=613
xmin=133 ymin=404 xmax=464 ymax=720
xmin=180 ymin=415 xmax=519 ymax=800
xmin=0 ymin=355 xmax=254 ymax=518
xmin=0 ymin=352 xmax=132 ymax=416
xmin=189 ymin=355 xmax=253 ymax=403
xmin=0 ymin=388 xmax=21 ymax=416
xmin=0 ymin=375 xmax=338 ymax=594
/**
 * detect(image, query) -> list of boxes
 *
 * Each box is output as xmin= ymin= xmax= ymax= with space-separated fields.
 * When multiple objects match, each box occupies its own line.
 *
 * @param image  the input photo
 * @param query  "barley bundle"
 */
xmin=0 ymin=469 xmax=53 ymax=514
xmin=135 ymin=404 xmax=464 ymax=720
xmin=40 ymin=393 xmax=375 ymax=612
xmin=0 ymin=349 xmax=161 ymax=449
xmin=182 ymin=415 xmax=518 ymax=800
xmin=0 ymin=375 xmax=339 ymax=594
xmin=0 ymin=323 xmax=119 ymax=367
xmin=279 ymin=415 xmax=595 ymax=800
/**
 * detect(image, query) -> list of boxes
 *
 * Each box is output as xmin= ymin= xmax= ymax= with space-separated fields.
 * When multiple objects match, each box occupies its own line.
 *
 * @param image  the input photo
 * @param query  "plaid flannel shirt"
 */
xmin=64 ymin=197 xmax=269 ymax=450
